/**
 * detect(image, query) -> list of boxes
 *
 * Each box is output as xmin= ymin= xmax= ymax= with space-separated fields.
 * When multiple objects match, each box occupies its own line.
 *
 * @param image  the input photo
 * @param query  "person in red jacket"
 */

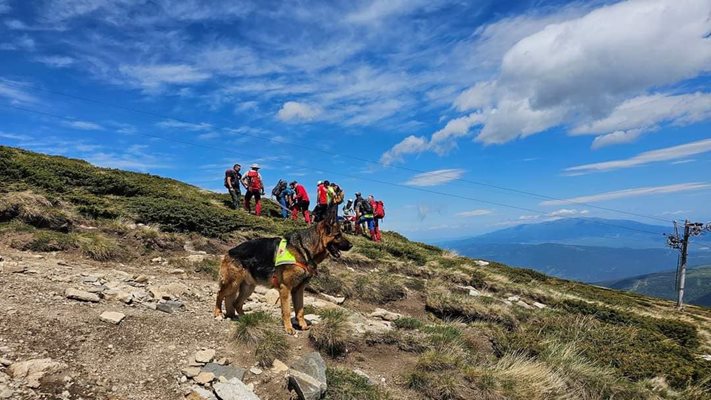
xmin=369 ymin=195 xmax=382 ymax=242
xmin=313 ymin=180 xmax=330 ymax=222
xmin=290 ymin=181 xmax=311 ymax=224
xmin=241 ymin=164 xmax=264 ymax=216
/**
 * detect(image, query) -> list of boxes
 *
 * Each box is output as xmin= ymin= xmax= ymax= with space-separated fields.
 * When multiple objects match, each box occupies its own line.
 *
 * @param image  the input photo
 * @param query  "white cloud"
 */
xmin=541 ymin=183 xmax=711 ymax=206
xmin=276 ymin=101 xmax=321 ymax=122
xmin=574 ymin=92 xmax=711 ymax=147
xmin=0 ymin=0 xmax=10 ymax=14
xmin=0 ymin=79 xmax=37 ymax=104
xmin=385 ymin=0 xmax=711 ymax=163
xmin=0 ymin=132 xmax=32 ymax=141
xmin=119 ymin=64 xmax=210 ymax=91
xmin=380 ymin=135 xmax=429 ymax=165
xmin=547 ymin=209 xmax=588 ymax=217
xmin=156 ymin=120 xmax=212 ymax=131
xmin=565 ymin=138 xmax=711 ymax=174
xmin=64 ymin=120 xmax=104 ymax=130
xmin=406 ymin=168 xmax=465 ymax=187
xmin=35 ymin=55 xmax=75 ymax=68
xmin=455 ymin=209 xmax=492 ymax=217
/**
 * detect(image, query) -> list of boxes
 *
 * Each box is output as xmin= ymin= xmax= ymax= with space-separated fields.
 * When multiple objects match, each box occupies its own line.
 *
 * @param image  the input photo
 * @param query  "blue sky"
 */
xmin=0 ymin=0 xmax=709 ymax=242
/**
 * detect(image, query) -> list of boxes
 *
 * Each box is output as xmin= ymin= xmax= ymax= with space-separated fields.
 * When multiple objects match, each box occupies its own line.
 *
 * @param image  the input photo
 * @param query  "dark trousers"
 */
xmin=244 ymin=190 xmax=262 ymax=216
xmin=227 ymin=187 xmax=241 ymax=209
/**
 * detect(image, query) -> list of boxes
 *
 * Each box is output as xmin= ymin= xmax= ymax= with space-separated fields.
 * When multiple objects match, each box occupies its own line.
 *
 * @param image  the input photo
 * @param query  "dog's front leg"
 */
xmin=279 ymin=284 xmax=296 ymax=335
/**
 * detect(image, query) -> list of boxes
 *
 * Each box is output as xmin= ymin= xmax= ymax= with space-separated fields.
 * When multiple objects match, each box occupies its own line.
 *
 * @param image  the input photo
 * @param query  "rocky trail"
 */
xmin=0 ymin=245 xmax=406 ymax=400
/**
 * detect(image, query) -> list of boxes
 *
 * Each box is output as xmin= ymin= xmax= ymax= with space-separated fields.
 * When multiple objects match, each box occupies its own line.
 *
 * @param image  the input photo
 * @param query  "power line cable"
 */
xmin=0 ymin=102 xmax=667 ymax=237
xmin=0 ymin=80 xmax=673 ymax=224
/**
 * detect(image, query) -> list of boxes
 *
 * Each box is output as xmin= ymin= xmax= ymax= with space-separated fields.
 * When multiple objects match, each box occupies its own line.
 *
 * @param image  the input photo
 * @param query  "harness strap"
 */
xmin=270 ymin=261 xmax=315 ymax=288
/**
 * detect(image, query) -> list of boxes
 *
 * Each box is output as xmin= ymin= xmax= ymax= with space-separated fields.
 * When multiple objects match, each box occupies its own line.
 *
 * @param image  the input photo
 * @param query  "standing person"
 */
xmin=369 ymin=195 xmax=384 ymax=242
xmin=271 ymin=179 xmax=289 ymax=219
xmin=290 ymin=181 xmax=311 ymax=224
xmin=342 ymin=199 xmax=355 ymax=233
xmin=330 ymin=182 xmax=344 ymax=205
xmin=224 ymin=163 xmax=242 ymax=209
xmin=313 ymin=180 xmax=329 ymax=222
xmin=282 ymin=182 xmax=295 ymax=219
xmin=354 ymin=192 xmax=376 ymax=241
xmin=241 ymin=164 xmax=264 ymax=216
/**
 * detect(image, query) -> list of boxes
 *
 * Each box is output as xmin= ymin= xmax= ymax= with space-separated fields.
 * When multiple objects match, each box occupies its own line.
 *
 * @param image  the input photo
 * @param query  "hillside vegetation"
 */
xmin=1 ymin=145 xmax=710 ymax=400
xmin=602 ymin=266 xmax=711 ymax=307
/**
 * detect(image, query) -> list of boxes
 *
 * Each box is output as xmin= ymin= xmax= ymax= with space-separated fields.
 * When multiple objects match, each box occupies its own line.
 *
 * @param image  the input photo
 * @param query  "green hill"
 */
xmin=1 ymin=145 xmax=710 ymax=399
xmin=601 ymin=266 xmax=711 ymax=307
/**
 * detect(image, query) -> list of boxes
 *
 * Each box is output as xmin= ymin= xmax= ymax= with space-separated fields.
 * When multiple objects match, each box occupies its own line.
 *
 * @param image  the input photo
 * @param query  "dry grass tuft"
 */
xmin=310 ymin=309 xmax=352 ymax=357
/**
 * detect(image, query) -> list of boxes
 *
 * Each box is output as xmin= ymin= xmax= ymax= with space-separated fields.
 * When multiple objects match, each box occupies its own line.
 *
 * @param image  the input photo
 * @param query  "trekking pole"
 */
xmin=268 ymin=197 xmax=296 ymax=217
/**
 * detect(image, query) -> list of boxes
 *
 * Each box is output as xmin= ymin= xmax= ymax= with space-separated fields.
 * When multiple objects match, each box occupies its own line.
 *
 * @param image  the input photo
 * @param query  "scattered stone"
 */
xmin=264 ymin=289 xmax=280 ymax=305
xmin=270 ymin=359 xmax=289 ymax=374
xmin=157 ymin=300 xmax=184 ymax=314
xmin=304 ymin=314 xmax=321 ymax=324
xmin=133 ymin=275 xmax=149 ymax=284
xmin=353 ymin=369 xmax=374 ymax=385
xmin=289 ymin=352 xmax=327 ymax=400
xmin=182 ymin=367 xmax=201 ymax=378
xmin=86 ymin=286 xmax=107 ymax=294
xmin=194 ymin=349 xmax=216 ymax=364
xmin=0 ymin=384 xmax=12 ymax=399
xmin=474 ymin=260 xmax=490 ymax=266
xmin=369 ymin=308 xmax=401 ymax=321
xmin=169 ymin=269 xmax=185 ymax=275
xmin=0 ymin=359 xmax=11 ymax=367
xmin=4 ymin=263 xmax=26 ymax=274
xmin=533 ymin=302 xmax=547 ymax=309
xmin=149 ymin=282 xmax=190 ymax=300
xmin=185 ymin=254 xmax=207 ymax=263
xmin=81 ymin=275 xmax=100 ymax=283
xmin=185 ymin=385 xmax=218 ymax=400
xmin=151 ymin=257 xmax=165 ymax=263
xmin=700 ymin=354 xmax=711 ymax=361
xmin=99 ymin=311 xmax=126 ymax=325
xmin=249 ymin=366 xmax=262 ymax=375
xmin=320 ymin=294 xmax=346 ymax=305
xmin=201 ymin=363 xmax=245 ymax=382
xmin=216 ymin=358 xmax=229 ymax=366
xmin=104 ymin=290 xmax=132 ymax=304
xmin=8 ymin=358 xmax=66 ymax=388
xmin=507 ymin=296 xmax=520 ymax=302
xmin=516 ymin=301 xmax=533 ymax=310
xmin=193 ymin=371 xmax=215 ymax=385
xmin=65 ymin=288 xmax=101 ymax=303
xmin=253 ymin=286 xmax=269 ymax=295
xmin=213 ymin=378 xmax=260 ymax=400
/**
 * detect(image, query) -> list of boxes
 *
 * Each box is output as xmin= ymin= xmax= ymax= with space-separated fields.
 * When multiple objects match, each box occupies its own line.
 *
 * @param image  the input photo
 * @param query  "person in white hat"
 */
xmin=241 ymin=164 xmax=265 ymax=216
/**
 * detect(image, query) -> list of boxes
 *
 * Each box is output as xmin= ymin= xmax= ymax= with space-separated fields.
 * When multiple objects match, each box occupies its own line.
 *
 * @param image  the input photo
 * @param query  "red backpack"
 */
xmin=374 ymin=200 xmax=385 ymax=218
xmin=246 ymin=170 xmax=262 ymax=191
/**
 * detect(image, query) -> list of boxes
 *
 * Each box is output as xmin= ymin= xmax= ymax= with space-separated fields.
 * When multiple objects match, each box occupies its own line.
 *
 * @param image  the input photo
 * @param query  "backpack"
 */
xmin=359 ymin=199 xmax=373 ymax=215
xmin=332 ymin=185 xmax=345 ymax=204
xmin=374 ymin=200 xmax=385 ymax=218
xmin=272 ymin=180 xmax=286 ymax=197
xmin=246 ymin=171 xmax=262 ymax=191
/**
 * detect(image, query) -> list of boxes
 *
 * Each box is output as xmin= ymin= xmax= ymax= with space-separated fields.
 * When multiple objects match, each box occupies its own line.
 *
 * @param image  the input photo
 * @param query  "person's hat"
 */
xmin=317 ymin=180 xmax=323 ymax=185
xmin=251 ymin=163 xmax=260 ymax=169
xmin=290 ymin=181 xmax=297 ymax=186
xmin=355 ymin=192 xmax=361 ymax=197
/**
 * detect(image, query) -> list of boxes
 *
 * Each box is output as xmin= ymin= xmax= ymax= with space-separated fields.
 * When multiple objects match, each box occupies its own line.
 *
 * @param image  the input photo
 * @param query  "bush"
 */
xmin=255 ymin=330 xmax=288 ymax=368
xmin=233 ymin=312 xmax=274 ymax=344
xmin=325 ymin=368 xmax=390 ymax=400
xmin=350 ymin=274 xmax=407 ymax=304
xmin=310 ymin=309 xmax=351 ymax=357
xmin=78 ymin=234 xmax=123 ymax=261
xmin=393 ymin=317 xmax=424 ymax=330
xmin=0 ymin=192 xmax=72 ymax=232
xmin=425 ymin=289 xmax=517 ymax=330
xmin=22 ymin=231 xmax=78 ymax=252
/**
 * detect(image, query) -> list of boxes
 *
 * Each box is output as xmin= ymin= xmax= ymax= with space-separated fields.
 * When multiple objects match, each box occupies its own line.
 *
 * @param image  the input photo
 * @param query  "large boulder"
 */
xmin=288 ymin=352 xmax=327 ymax=400
xmin=202 ymin=363 xmax=246 ymax=382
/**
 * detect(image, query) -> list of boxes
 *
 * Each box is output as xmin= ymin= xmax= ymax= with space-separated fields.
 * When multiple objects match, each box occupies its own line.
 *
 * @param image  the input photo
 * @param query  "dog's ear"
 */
xmin=326 ymin=204 xmax=338 ymax=226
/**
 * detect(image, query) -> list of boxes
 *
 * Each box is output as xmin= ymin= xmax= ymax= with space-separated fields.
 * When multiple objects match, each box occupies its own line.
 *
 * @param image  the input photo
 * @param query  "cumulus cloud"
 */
xmin=406 ymin=168 xmax=465 ymax=187
xmin=384 ymin=0 xmax=711 ymax=162
xmin=276 ymin=101 xmax=321 ymax=122
xmin=541 ymin=182 xmax=711 ymax=206
xmin=565 ymin=138 xmax=711 ymax=174
xmin=455 ymin=209 xmax=492 ymax=217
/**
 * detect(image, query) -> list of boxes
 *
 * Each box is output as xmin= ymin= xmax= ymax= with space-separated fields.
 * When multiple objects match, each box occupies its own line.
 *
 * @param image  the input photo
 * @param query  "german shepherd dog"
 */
xmin=214 ymin=205 xmax=352 ymax=334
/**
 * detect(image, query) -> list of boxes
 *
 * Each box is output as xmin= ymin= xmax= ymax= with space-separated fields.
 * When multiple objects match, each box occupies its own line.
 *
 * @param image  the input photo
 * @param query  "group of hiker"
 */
xmin=224 ymin=163 xmax=384 ymax=242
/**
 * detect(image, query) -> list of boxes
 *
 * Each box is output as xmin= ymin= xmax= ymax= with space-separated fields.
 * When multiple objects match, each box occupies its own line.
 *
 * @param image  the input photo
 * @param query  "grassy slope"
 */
xmin=1 ymin=145 xmax=710 ymax=399
xmin=601 ymin=266 xmax=711 ymax=307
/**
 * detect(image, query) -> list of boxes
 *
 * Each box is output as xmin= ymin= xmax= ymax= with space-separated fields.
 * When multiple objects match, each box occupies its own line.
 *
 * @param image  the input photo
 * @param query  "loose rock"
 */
xmin=194 ymin=349 xmax=216 ymax=364
xmin=182 ymin=367 xmax=201 ymax=378
xmin=369 ymin=308 xmax=401 ymax=321
xmin=193 ymin=371 xmax=215 ymax=385
xmin=65 ymin=288 xmax=101 ymax=303
xmin=157 ymin=300 xmax=184 ymax=314
xmin=270 ymin=359 xmax=289 ymax=374
xmin=249 ymin=366 xmax=262 ymax=375
xmin=185 ymin=385 xmax=218 ymax=400
xmin=288 ymin=352 xmax=327 ymax=400
xmin=320 ymin=293 xmax=346 ymax=305
xmin=264 ymin=289 xmax=280 ymax=305
xmin=201 ymin=363 xmax=245 ymax=382
xmin=99 ymin=311 xmax=126 ymax=325
xmin=213 ymin=378 xmax=260 ymax=400
xmin=9 ymin=358 xmax=66 ymax=388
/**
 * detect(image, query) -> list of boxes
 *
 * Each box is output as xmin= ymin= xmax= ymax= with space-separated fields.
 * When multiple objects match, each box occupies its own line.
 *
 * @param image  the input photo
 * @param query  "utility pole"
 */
xmin=666 ymin=220 xmax=710 ymax=310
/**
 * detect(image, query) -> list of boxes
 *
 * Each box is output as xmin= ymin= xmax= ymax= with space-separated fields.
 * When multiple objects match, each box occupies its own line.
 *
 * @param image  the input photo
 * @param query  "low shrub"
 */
xmin=255 ymin=330 xmax=288 ymax=368
xmin=310 ymin=309 xmax=351 ymax=357
xmin=324 ymin=368 xmax=391 ymax=400
xmin=78 ymin=234 xmax=123 ymax=261
xmin=233 ymin=312 xmax=274 ymax=344
xmin=425 ymin=289 xmax=517 ymax=330
xmin=22 ymin=231 xmax=78 ymax=252
xmin=393 ymin=316 xmax=424 ymax=330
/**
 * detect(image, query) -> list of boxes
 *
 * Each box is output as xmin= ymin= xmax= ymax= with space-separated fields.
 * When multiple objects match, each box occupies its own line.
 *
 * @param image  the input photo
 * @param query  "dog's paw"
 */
xmin=284 ymin=326 xmax=297 ymax=335
xmin=214 ymin=315 xmax=224 ymax=321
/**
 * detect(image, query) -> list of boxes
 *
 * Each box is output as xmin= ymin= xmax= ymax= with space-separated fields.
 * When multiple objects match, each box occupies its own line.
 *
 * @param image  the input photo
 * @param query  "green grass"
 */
xmin=310 ymin=309 xmax=351 ymax=357
xmin=233 ymin=312 xmax=275 ymax=344
xmin=325 ymin=368 xmax=390 ymax=400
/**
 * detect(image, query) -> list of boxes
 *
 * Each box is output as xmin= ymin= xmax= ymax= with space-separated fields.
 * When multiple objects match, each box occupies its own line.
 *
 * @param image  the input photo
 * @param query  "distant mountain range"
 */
xmin=600 ymin=265 xmax=711 ymax=307
xmin=441 ymin=218 xmax=711 ymax=283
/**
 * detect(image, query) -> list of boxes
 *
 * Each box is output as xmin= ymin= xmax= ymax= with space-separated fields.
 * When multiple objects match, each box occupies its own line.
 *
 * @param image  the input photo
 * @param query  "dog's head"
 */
xmin=318 ymin=204 xmax=352 ymax=258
